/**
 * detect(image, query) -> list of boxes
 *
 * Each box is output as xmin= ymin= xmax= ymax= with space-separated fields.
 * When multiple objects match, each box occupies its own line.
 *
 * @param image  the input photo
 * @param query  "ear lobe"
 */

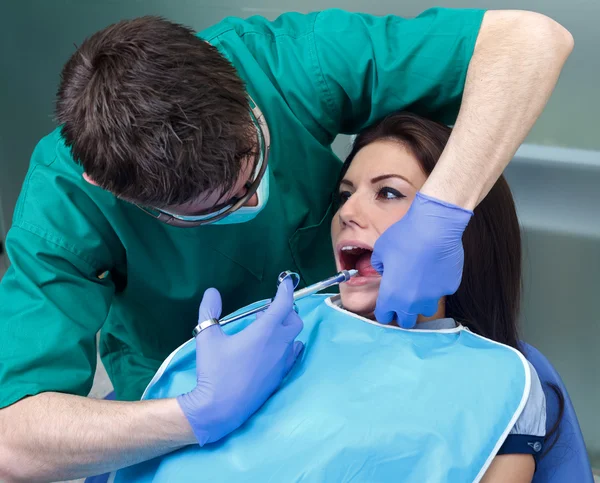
xmin=83 ymin=173 xmax=99 ymax=186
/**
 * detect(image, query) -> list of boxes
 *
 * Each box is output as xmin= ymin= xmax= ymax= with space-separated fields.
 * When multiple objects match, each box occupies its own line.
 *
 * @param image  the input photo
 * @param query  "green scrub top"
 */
xmin=0 ymin=8 xmax=484 ymax=408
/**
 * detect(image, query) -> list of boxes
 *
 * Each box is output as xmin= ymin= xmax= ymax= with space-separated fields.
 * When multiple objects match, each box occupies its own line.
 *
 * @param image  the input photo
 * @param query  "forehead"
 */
xmin=345 ymin=140 xmax=426 ymax=184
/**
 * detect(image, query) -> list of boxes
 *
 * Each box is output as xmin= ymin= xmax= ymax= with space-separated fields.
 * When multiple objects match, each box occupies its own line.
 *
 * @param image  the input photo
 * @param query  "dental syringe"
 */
xmin=219 ymin=269 xmax=359 ymax=326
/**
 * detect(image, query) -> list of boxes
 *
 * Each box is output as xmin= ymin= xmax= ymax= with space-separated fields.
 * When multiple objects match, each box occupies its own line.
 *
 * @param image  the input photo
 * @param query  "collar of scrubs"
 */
xmin=112 ymin=294 xmax=531 ymax=483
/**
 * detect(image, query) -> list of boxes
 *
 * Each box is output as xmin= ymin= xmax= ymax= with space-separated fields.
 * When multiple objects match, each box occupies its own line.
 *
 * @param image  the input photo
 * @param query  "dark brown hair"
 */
xmin=340 ymin=111 xmax=522 ymax=348
xmin=339 ymin=111 xmax=564 ymax=454
xmin=56 ymin=16 xmax=255 ymax=207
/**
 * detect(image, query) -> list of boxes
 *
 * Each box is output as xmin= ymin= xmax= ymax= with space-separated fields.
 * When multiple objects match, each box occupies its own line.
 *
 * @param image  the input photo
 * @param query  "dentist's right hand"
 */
xmin=177 ymin=277 xmax=304 ymax=446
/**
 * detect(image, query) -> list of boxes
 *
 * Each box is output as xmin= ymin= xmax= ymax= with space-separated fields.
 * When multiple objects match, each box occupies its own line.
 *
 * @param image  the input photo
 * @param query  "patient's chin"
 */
xmin=339 ymin=288 xmax=378 ymax=319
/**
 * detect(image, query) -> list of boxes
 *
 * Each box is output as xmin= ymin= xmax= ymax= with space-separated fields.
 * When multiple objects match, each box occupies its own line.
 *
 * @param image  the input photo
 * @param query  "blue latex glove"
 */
xmin=371 ymin=192 xmax=473 ymax=329
xmin=177 ymin=278 xmax=304 ymax=446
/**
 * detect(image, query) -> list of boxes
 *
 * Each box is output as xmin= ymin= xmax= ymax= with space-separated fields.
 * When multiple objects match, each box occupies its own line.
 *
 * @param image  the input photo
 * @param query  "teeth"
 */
xmin=341 ymin=245 xmax=371 ymax=252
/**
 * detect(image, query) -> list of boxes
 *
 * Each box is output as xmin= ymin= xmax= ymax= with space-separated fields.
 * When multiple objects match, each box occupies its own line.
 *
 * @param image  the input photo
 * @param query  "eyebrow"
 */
xmin=339 ymin=173 xmax=416 ymax=189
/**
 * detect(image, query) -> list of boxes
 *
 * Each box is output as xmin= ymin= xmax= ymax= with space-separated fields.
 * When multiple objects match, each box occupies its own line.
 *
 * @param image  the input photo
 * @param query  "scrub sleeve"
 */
xmin=0 ymin=8 xmax=485 ymax=409
xmin=0 ymin=140 xmax=117 ymax=409
xmin=219 ymin=8 xmax=485 ymax=141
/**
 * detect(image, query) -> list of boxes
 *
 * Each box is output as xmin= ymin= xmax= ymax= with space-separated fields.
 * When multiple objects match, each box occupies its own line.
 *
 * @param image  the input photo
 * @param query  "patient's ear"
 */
xmin=83 ymin=173 xmax=99 ymax=186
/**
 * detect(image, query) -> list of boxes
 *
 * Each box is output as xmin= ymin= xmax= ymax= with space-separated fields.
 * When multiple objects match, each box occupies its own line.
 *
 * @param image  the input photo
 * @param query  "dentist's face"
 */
xmin=331 ymin=140 xmax=426 ymax=318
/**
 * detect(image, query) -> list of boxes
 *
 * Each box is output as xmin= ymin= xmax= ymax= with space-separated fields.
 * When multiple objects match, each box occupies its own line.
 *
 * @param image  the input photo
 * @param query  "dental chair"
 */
xmin=85 ymin=346 xmax=593 ymax=483
xmin=521 ymin=342 xmax=594 ymax=483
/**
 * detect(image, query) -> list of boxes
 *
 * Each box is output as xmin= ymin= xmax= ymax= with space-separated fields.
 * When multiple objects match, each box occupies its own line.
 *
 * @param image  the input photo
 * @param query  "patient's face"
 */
xmin=331 ymin=140 xmax=427 ymax=318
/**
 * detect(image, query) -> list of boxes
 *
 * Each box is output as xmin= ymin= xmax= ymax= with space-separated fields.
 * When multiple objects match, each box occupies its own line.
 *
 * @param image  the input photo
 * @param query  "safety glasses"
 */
xmin=136 ymin=99 xmax=270 ymax=227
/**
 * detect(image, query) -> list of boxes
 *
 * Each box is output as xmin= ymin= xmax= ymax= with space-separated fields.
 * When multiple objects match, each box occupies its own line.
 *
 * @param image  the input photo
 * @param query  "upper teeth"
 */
xmin=341 ymin=246 xmax=361 ymax=251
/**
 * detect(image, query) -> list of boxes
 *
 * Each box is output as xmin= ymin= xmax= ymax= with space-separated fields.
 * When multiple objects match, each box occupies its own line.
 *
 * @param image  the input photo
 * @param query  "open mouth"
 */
xmin=337 ymin=243 xmax=380 ymax=277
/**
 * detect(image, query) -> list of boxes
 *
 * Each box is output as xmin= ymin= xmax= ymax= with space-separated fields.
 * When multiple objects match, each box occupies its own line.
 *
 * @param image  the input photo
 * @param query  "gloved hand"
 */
xmin=371 ymin=192 xmax=473 ymax=329
xmin=177 ymin=277 xmax=304 ymax=446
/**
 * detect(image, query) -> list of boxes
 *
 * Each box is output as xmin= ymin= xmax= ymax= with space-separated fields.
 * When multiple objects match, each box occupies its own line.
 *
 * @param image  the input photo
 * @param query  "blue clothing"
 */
xmin=112 ymin=294 xmax=533 ymax=483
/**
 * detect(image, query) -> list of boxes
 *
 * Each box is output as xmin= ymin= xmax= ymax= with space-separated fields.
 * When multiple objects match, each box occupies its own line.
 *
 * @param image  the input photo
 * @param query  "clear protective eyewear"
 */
xmin=137 ymin=98 xmax=270 ymax=227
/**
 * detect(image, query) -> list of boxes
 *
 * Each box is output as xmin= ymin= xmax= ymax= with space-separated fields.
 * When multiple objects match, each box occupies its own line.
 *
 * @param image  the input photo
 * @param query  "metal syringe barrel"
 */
xmin=219 ymin=269 xmax=358 ymax=326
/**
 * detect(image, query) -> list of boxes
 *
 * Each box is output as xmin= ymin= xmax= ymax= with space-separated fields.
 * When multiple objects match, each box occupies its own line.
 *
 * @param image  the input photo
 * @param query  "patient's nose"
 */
xmin=339 ymin=194 xmax=368 ymax=229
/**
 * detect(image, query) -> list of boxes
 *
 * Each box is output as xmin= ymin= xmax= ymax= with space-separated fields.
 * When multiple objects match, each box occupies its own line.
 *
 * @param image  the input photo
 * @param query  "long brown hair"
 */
xmin=340 ymin=111 xmax=521 ymax=348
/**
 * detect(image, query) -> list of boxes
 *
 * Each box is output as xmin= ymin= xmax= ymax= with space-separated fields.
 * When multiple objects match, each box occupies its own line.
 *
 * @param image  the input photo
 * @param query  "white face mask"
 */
xmin=211 ymin=165 xmax=270 ymax=225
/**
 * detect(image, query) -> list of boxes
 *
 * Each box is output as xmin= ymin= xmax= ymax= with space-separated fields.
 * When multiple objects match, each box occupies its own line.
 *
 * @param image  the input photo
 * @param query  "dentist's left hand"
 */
xmin=176 ymin=277 xmax=304 ymax=446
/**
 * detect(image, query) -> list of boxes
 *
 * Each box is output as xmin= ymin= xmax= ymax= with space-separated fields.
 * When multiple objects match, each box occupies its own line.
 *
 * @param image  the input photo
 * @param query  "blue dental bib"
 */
xmin=111 ymin=295 xmax=530 ymax=483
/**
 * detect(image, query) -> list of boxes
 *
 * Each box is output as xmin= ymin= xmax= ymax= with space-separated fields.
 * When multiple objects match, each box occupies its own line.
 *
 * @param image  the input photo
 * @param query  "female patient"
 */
xmin=112 ymin=112 xmax=553 ymax=483
xmin=331 ymin=112 xmax=548 ymax=481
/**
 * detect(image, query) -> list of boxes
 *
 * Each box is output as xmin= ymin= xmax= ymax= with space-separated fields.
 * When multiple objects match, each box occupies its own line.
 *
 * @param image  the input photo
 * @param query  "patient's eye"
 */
xmin=337 ymin=190 xmax=352 ymax=205
xmin=377 ymin=187 xmax=406 ymax=200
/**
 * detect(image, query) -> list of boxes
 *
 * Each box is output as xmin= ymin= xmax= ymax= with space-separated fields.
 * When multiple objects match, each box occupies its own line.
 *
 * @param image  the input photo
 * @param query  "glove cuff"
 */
xmin=176 ymin=393 xmax=211 ymax=446
xmin=416 ymin=191 xmax=474 ymax=217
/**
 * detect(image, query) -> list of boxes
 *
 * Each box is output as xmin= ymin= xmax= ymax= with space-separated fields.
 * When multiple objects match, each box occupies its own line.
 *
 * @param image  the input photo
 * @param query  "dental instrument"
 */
xmin=219 ymin=269 xmax=359 ymax=326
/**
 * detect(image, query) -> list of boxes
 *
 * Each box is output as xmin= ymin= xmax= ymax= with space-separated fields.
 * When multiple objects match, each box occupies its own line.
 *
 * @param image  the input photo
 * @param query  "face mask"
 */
xmin=211 ymin=166 xmax=270 ymax=225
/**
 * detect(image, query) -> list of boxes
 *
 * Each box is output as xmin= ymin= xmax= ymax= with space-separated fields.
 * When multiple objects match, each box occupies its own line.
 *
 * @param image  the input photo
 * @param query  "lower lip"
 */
xmin=344 ymin=275 xmax=381 ymax=287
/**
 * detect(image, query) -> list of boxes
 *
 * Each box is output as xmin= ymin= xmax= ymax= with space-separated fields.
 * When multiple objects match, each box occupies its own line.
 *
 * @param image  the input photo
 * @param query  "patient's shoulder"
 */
xmin=511 ymin=361 xmax=546 ymax=437
xmin=497 ymin=361 xmax=547 ymax=458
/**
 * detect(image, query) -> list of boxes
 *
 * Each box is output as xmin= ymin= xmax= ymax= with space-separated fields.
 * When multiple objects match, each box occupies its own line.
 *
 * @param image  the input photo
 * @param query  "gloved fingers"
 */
xmin=281 ymin=312 xmax=303 ymax=341
xmin=369 ymin=249 xmax=384 ymax=275
xmin=420 ymin=300 xmax=439 ymax=318
xmin=374 ymin=307 xmax=396 ymax=325
xmin=198 ymin=288 xmax=223 ymax=322
xmin=283 ymin=340 xmax=305 ymax=377
xmin=196 ymin=288 xmax=225 ymax=346
xmin=195 ymin=322 xmax=225 ymax=349
xmin=374 ymin=306 xmax=418 ymax=329
xmin=395 ymin=312 xmax=418 ymax=330
xmin=262 ymin=277 xmax=294 ymax=324
xmin=374 ymin=283 xmax=396 ymax=325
